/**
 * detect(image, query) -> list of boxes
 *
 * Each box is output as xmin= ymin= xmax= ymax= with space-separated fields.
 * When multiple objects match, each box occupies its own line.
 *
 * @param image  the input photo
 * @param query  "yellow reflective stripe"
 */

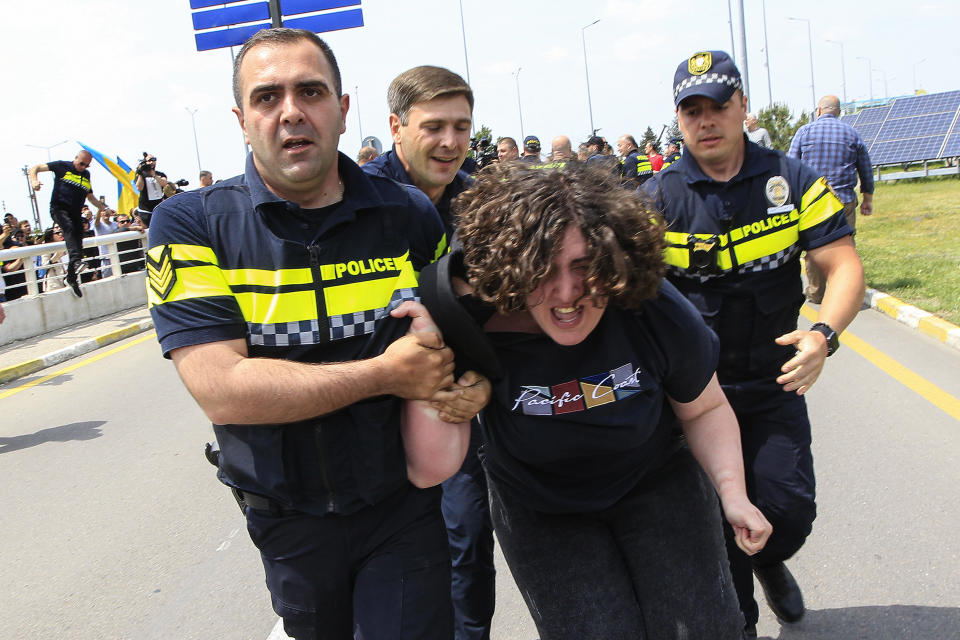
xmin=664 ymin=231 xmax=690 ymax=246
xmin=799 ymin=178 xmax=828 ymax=212
xmin=434 ymin=234 xmax=449 ymax=261
xmin=716 ymin=248 xmax=734 ymax=270
xmin=732 ymin=226 xmax=798 ymax=264
xmin=149 ymin=243 xmax=220 ymax=265
xmin=222 ymin=267 xmax=312 ymax=287
xmin=147 ymin=264 xmax=232 ymax=307
xmin=798 ymin=187 xmax=843 ymax=232
xmin=324 ymin=271 xmax=418 ymax=316
xmin=663 ymin=245 xmax=690 ymax=268
xmin=234 ymin=290 xmax=318 ymax=324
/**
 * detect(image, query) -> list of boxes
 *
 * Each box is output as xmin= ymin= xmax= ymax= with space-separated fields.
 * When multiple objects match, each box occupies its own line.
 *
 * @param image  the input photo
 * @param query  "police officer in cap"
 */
xmin=662 ymin=138 xmax=682 ymax=169
xmin=519 ymin=135 xmax=542 ymax=164
xmin=645 ymin=50 xmax=865 ymax=639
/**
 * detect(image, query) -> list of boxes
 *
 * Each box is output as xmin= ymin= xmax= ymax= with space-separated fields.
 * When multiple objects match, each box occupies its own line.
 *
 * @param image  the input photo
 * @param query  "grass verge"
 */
xmin=856 ymin=176 xmax=960 ymax=325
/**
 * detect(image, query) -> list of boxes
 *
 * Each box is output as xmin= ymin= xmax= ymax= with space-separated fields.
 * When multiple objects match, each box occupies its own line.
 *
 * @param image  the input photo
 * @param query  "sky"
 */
xmin=3 ymin=0 xmax=958 ymax=230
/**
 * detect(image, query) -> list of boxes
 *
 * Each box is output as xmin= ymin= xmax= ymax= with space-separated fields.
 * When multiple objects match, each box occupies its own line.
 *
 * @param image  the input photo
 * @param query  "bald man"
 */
xmin=789 ymin=95 xmax=874 ymax=303
xmin=744 ymin=113 xmax=771 ymax=148
xmin=29 ymin=150 xmax=113 ymax=297
xmin=550 ymin=135 xmax=575 ymax=161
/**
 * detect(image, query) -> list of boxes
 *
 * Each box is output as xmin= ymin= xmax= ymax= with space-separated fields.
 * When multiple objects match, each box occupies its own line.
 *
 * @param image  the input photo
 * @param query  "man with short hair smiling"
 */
xmin=363 ymin=64 xmax=496 ymax=640
xmin=646 ymin=50 xmax=865 ymax=639
xmin=146 ymin=29 xmax=488 ymax=640
xmin=364 ymin=65 xmax=473 ymax=236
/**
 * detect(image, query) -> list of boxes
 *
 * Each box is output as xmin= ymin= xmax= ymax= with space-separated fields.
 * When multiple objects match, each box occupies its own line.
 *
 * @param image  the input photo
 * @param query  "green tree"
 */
xmin=665 ymin=117 xmax=681 ymax=145
xmin=639 ymin=126 xmax=658 ymax=153
xmin=756 ymin=104 xmax=810 ymax=152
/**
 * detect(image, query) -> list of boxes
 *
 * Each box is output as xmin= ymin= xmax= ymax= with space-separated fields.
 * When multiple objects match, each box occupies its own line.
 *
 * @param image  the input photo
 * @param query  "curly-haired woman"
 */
xmin=411 ymin=164 xmax=771 ymax=639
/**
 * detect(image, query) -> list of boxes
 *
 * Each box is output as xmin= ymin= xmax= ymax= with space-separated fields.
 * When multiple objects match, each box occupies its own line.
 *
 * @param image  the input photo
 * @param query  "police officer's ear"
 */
xmin=389 ymin=113 xmax=404 ymax=145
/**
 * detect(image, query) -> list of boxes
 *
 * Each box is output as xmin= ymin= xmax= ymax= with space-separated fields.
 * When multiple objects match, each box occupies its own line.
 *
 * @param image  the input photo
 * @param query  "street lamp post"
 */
xmin=825 ymin=39 xmax=846 ymax=104
xmin=856 ymin=56 xmax=873 ymax=101
xmin=913 ymin=58 xmax=926 ymax=93
xmin=513 ymin=67 xmax=524 ymax=140
xmin=761 ymin=0 xmax=773 ymax=107
xmin=25 ymin=139 xmax=70 ymax=162
xmin=185 ymin=107 xmax=202 ymax=176
xmin=355 ymin=85 xmax=364 ymax=145
xmin=581 ymin=19 xmax=600 ymax=136
xmin=458 ymin=0 xmax=475 ymax=136
xmin=787 ymin=17 xmax=816 ymax=111
xmin=874 ymin=68 xmax=890 ymax=99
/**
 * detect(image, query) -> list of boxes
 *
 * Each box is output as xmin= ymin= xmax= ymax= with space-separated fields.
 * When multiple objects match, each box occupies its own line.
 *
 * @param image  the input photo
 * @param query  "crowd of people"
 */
xmin=3 ymin=27 xmax=878 ymax=640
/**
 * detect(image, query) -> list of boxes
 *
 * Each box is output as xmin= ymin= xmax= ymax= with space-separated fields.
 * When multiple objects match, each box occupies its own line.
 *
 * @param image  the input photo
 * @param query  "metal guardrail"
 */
xmin=0 ymin=230 xmax=148 ymax=299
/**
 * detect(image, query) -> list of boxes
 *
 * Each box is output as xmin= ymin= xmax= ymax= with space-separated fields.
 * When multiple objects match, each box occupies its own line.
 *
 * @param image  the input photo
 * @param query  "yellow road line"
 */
xmin=0 ymin=332 xmax=156 ymax=401
xmin=801 ymin=306 xmax=960 ymax=421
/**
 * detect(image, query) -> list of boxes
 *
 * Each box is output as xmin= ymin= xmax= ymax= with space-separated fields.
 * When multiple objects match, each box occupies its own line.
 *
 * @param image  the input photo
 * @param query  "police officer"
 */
xmin=645 ymin=50 xmax=866 ymax=639
xmin=662 ymin=138 xmax=682 ymax=169
xmin=146 ymin=30 xmax=488 ymax=640
xmin=616 ymin=134 xmax=653 ymax=187
xmin=362 ymin=66 xmax=496 ymax=640
xmin=519 ymin=135 xmax=542 ymax=164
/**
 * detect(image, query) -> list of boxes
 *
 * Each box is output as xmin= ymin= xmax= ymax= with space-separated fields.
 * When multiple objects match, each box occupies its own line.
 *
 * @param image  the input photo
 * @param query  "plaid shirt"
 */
xmin=788 ymin=114 xmax=874 ymax=204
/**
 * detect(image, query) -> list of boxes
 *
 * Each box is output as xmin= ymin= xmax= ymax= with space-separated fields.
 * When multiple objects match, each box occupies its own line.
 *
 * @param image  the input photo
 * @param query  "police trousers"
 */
xmin=487 ymin=448 xmax=745 ymax=640
xmin=721 ymin=379 xmax=817 ymax=626
xmin=244 ymin=483 xmax=453 ymax=640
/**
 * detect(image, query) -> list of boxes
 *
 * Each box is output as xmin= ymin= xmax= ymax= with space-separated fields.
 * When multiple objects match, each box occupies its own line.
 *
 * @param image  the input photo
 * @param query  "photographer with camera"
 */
xmin=468 ymin=136 xmax=497 ymax=172
xmin=135 ymin=153 xmax=164 ymax=212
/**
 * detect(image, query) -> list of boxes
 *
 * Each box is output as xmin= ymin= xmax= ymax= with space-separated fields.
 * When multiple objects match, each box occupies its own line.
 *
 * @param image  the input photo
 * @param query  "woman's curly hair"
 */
xmin=453 ymin=163 xmax=666 ymax=313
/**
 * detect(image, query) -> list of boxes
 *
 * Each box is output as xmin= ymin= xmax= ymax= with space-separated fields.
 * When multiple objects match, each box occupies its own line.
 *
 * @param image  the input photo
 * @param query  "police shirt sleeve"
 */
xmin=791 ymin=158 xmax=852 ymax=251
xmin=644 ymin=280 xmax=720 ymax=403
xmin=146 ymin=192 xmax=247 ymax=358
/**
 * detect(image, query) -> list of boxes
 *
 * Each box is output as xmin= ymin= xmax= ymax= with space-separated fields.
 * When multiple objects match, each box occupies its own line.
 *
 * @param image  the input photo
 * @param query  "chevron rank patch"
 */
xmin=147 ymin=244 xmax=177 ymax=300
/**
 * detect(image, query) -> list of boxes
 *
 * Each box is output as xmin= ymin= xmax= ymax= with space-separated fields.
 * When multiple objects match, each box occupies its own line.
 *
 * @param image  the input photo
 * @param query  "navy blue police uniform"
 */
xmin=46 ymin=160 xmax=93 ymax=282
xmin=147 ymin=152 xmax=453 ymax=640
xmin=645 ymin=138 xmax=851 ymax=626
xmin=363 ymin=148 xmax=496 ymax=640
xmin=620 ymin=149 xmax=654 ymax=187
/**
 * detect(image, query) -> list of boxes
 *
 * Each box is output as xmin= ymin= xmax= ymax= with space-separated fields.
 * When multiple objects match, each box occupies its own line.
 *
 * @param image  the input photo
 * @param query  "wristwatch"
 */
xmin=809 ymin=322 xmax=839 ymax=357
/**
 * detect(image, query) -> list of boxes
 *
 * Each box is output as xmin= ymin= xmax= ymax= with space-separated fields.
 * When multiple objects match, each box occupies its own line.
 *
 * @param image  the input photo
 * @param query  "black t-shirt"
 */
xmin=479 ymin=280 xmax=719 ymax=514
xmin=47 ymin=160 xmax=92 ymax=213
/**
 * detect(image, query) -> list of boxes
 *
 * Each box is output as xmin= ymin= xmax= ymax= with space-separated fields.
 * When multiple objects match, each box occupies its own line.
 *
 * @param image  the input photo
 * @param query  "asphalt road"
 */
xmin=1 ymin=305 xmax=958 ymax=640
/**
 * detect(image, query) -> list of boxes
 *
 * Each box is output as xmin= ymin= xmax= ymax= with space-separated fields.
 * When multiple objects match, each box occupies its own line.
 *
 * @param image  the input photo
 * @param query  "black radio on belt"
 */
xmin=688 ymin=234 xmax=720 ymax=275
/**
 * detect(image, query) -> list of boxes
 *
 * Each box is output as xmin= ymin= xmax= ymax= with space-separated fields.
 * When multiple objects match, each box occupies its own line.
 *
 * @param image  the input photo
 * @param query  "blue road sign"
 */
xmin=192 ymin=0 xmax=362 ymax=52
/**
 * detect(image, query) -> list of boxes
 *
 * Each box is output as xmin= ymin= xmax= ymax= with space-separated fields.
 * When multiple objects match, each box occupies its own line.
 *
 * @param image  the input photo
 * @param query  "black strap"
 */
xmin=419 ymin=250 xmax=503 ymax=381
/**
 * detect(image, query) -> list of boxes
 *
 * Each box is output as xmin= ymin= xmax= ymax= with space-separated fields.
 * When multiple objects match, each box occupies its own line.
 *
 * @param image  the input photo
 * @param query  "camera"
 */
xmin=470 ymin=136 xmax=497 ymax=170
xmin=688 ymin=235 xmax=720 ymax=275
xmin=175 ymin=179 xmax=189 ymax=187
xmin=136 ymin=152 xmax=157 ymax=175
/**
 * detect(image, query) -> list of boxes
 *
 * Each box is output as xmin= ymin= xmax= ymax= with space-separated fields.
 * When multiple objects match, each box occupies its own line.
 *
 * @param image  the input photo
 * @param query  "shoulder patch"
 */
xmin=147 ymin=245 xmax=177 ymax=300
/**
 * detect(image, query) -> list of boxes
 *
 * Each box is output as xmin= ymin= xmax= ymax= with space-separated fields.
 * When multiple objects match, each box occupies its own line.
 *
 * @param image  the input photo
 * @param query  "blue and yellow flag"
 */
xmin=78 ymin=142 xmax=139 ymax=215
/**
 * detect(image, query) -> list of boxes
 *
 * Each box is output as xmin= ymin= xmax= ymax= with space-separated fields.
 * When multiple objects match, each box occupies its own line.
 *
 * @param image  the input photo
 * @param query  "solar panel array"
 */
xmin=843 ymin=90 xmax=960 ymax=165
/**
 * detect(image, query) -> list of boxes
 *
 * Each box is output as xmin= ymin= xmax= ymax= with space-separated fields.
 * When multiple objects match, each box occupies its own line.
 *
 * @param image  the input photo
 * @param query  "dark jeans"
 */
xmin=721 ymin=379 xmax=817 ymax=626
xmin=441 ymin=424 xmax=496 ymax=640
xmin=244 ymin=483 xmax=453 ymax=640
xmin=487 ymin=448 xmax=745 ymax=640
xmin=50 ymin=207 xmax=84 ymax=281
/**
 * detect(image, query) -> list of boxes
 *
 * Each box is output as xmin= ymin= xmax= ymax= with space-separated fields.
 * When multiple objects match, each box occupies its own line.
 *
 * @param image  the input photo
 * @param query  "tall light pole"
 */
xmin=354 ymin=85 xmax=364 ymax=146
xmin=874 ymin=68 xmax=890 ymax=99
xmin=458 ymin=0 xmax=474 ymax=136
xmin=732 ymin=0 xmax=750 ymax=102
xmin=185 ymin=107 xmax=202 ymax=176
xmin=581 ymin=19 xmax=600 ymax=136
xmin=787 ymin=17 xmax=816 ymax=111
xmin=913 ymin=58 xmax=926 ymax=93
xmin=761 ymin=0 xmax=773 ymax=107
xmin=25 ymin=139 xmax=70 ymax=162
xmin=856 ymin=56 xmax=873 ymax=101
xmin=513 ymin=67 xmax=524 ymax=140
xmin=825 ymin=39 xmax=846 ymax=104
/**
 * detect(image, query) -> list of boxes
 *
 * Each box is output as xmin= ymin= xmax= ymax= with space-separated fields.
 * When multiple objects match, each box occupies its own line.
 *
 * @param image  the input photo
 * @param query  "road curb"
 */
xmin=864 ymin=288 xmax=960 ymax=352
xmin=0 ymin=318 xmax=154 ymax=385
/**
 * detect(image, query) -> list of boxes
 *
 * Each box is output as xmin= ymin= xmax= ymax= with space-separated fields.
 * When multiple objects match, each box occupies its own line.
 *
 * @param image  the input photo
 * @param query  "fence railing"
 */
xmin=0 ymin=231 xmax=148 ymax=300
